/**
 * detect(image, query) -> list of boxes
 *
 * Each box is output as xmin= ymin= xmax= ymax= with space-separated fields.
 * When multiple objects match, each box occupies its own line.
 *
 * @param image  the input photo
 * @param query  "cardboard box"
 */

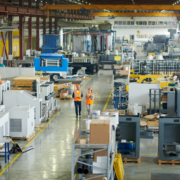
xmin=162 ymin=86 xmax=171 ymax=91
xmin=94 ymin=149 xmax=107 ymax=161
xmin=120 ymin=65 xmax=130 ymax=76
xmin=147 ymin=120 xmax=159 ymax=127
xmin=77 ymin=138 xmax=87 ymax=144
xmin=140 ymin=120 xmax=147 ymax=126
xmin=60 ymin=90 xmax=68 ymax=98
xmin=90 ymin=120 xmax=111 ymax=144
xmin=85 ymin=175 xmax=105 ymax=180
xmin=161 ymin=94 xmax=167 ymax=102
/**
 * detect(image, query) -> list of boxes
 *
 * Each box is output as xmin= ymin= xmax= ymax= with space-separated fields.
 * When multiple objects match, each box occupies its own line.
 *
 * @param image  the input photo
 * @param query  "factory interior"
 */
xmin=2 ymin=1 xmax=180 ymax=180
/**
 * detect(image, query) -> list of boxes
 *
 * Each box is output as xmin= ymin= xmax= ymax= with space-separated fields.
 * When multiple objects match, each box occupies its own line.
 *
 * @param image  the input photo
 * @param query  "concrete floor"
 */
xmin=0 ymin=70 xmax=180 ymax=180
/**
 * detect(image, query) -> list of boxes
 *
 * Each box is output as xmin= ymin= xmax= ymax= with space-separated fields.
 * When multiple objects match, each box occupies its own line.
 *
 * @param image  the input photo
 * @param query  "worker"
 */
xmin=86 ymin=87 xmax=94 ymax=118
xmin=73 ymin=84 xmax=83 ymax=118
xmin=134 ymin=51 xmax=137 ymax=59
xmin=0 ymin=60 xmax=5 ymax=67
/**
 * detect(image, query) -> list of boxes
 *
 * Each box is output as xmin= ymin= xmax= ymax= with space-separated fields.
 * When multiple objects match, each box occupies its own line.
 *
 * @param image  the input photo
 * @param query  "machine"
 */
xmin=0 ymin=82 xmax=5 ymax=105
xmin=9 ymin=105 xmax=34 ymax=138
xmin=34 ymin=53 xmax=69 ymax=82
xmin=3 ymin=80 xmax=10 ymax=91
xmin=40 ymin=84 xmax=51 ymax=104
xmin=3 ymin=90 xmax=43 ymax=125
xmin=0 ymin=112 xmax=9 ymax=148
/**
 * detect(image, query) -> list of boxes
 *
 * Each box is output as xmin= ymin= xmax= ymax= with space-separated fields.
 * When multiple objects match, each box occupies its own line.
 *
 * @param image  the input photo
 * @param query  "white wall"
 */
xmin=95 ymin=16 xmax=178 ymax=42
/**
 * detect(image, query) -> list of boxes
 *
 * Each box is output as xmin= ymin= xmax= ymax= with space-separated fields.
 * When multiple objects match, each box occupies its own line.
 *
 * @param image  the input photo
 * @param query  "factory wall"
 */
xmin=95 ymin=16 xmax=178 ymax=42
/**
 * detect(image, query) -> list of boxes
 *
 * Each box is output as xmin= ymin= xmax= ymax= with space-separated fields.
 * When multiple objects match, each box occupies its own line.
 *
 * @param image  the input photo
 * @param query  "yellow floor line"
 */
xmin=103 ymin=89 xmax=113 ymax=111
xmin=0 ymin=75 xmax=95 ymax=177
xmin=80 ymin=74 xmax=94 ymax=90
xmin=0 ymin=111 xmax=59 ymax=176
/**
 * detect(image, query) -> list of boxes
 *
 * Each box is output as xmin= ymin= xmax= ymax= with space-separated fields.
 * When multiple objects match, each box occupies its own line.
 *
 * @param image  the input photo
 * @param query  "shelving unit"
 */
xmin=71 ymin=130 xmax=117 ymax=180
xmin=121 ymin=44 xmax=134 ymax=64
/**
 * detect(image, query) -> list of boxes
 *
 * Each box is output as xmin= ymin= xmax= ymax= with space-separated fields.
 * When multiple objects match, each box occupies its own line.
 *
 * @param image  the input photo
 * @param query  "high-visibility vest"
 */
xmin=74 ymin=90 xmax=82 ymax=101
xmin=86 ymin=93 xmax=94 ymax=105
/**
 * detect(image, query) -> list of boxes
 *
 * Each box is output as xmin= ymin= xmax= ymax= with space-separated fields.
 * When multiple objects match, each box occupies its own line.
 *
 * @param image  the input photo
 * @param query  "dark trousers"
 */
xmin=74 ymin=101 xmax=81 ymax=116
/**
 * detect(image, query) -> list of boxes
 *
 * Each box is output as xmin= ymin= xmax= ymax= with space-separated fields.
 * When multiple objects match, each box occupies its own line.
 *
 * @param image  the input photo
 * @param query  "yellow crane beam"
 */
xmin=89 ymin=12 xmax=180 ymax=17
xmin=41 ymin=4 xmax=180 ymax=11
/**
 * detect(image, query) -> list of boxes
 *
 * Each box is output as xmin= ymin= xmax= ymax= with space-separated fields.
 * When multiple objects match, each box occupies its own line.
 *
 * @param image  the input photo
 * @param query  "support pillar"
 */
xmin=36 ymin=16 xmax=39 ymax=51
xmin=28 ymin=0 xmax=32 ymax=8
xmin=19 ymin=0 xmax=23 ymax=7
xmin=55 ymin=18 xmax=58 ymax=32
xmin=43 ymin=17 xmax=46 ymax=35
xmin=49 ymin=17 xmax=52 ymax=34
xmin=28 ymin=16 xmax=32 ymax=49
xmin=19 ymin=15 xmax=24 ymax=59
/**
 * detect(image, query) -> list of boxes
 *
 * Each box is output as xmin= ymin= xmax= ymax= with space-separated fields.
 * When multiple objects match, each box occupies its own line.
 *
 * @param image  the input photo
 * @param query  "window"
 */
xmin=158 ymin=21 xmax=163 ymax=25
xmin=139 ymin=21 xmax=142 ymax=25
xmin=167 ymin=21 xmax=172 ymax=25
xmin=123 ymin=21 xmax=126 ymax=25
xmin=131 ymin=21 xmax=134 ymax=25
xmin=152 ymin=21 xmax=157 ymax=25
xmin=172 ymin=21 xmax=176 ymax=25
xmin=127 ymin=21 xmax=131 ymax=25
xmin=148 ymin=21 xmax=152 ymax=25
xmin=164 ymin=21 xmax=167 ymax=25
xmin=136 ymin=21 xmax=139 ymax=25
xmin=142 ymin=21 xmax=147 ymax=25
xmin=114 ymin=21 xmax=118 ymax=25
xmin=119 ymin=21 xmax=122 ymax=25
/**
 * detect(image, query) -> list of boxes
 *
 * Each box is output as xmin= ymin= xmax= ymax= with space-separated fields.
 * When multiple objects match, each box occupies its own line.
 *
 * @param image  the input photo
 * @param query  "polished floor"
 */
xmin=0 ymin=70 xmax=180 ymax=180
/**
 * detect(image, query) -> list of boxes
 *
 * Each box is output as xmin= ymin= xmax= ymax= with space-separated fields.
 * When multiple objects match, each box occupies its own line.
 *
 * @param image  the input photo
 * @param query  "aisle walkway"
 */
xmin=0 ymin=70 xmax=113 ymax=180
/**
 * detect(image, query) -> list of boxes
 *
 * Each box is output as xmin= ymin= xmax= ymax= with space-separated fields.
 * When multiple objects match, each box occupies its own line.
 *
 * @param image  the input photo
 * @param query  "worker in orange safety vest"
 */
xmin=86 ymin=87 xmax=94 ymax=118
xmin=72 ymin=84 xmax=83 ymax=118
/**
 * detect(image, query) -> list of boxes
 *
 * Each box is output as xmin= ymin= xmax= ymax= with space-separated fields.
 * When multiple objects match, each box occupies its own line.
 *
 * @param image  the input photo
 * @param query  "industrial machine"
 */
xmin=3 ymin=90 xmax=43 ymax=125
xmin=45 ymin=82 xmax=57 ymax=112
xmin=118 ymin=115 xmax=140 ymax=159
xmin=3 ymin=80 xmax=10 ymax=91
xmin=0 ymin=112 xmax=9 ymax=148
xmin=68 ymin=55 xmax=99 ymax=75
xmin=0 ymin=82 xmax=5 ymax=105
xmin=42 ymin=34 xmax=61 ymax=53
xmin=9 ymin=105 xmax=34 ymax=138
xmin=158 ymin=117 xmax=180 ymax=161
xmin=34 ymin=53 xmax=69 ymax=82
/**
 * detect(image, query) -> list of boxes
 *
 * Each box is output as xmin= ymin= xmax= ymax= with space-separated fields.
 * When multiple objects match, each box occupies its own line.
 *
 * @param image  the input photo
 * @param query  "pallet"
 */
xmin=0 ymin=144 xmax=5 ymax=150
xmin=158 ymin=158 xmax=180 ymax=165
xmin=12 ymin=131 xmax=35 ymax=141
xmin=122 ymin=158 xmax=140 ymax=164
xmin=34 ymin=123 xmax=46 ymax=130
xmin=60 ymin=97 xmax=72 ymax=100
xmin=152 ymin=130 xmax=159 ymax=134
xmin=41 ymin=118 xmax=49 ymax=123
xmin=55 ymin=108 xmax=60 ymax=112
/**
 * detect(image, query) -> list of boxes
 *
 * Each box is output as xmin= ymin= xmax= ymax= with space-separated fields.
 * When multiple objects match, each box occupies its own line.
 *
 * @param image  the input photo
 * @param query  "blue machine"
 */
xmin=42 ymin=34 xmax=62 ymax=53
xmin=34 ymin=53 xmax=69 ymax=81
xmin=118 ymin=142 xmax=134 ymax=153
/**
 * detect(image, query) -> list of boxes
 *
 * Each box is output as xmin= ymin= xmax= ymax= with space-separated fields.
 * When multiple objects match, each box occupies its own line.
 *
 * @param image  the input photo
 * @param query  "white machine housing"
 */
xmin=0 ymin=112 xmax=9 ymax=147
xmin=3 ymin=90 xmax=43 ymax=125
xmin=3 ymin=80 xmax=10 ymax=91
xmin=0 ymin=105 xmax=5 ymax=112
xmin=45 ymin=81 xmax=55 ymax=112
xmin=9 ymin=105 xmax=34 ymax=138
xmin=40 ymin=84 xmax=51 ymax=104
xmin=0 ymin=83 xmax=5 ymax=105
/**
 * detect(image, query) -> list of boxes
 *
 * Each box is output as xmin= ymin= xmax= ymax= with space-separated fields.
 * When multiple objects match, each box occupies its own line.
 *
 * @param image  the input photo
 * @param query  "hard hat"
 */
xmin=0 ymin=81 xmax=3 ymax=84
xmin=76 ymin=84 xmax=80 ymax=88
xmin=88 ymin=87 xmax=92 ymax=90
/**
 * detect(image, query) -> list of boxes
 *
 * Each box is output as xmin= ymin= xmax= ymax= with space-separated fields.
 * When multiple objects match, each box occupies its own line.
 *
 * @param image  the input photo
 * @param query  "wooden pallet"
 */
xmin=0 ymin=144 xmax=5 ymax=150
xmin=41 ymin=118 xmax=49 ymax=123
xmin=158 ymin=158 xmax=180 ymax=165
xmin=12 ymin=131 xmax=35 ymax=141
xmin=152 ymin=130 xmax=159 ymax=134
xmin=55 ymin=108 xmax=60 ymax=112
xmin=34 ymin=123 xmax=46 ymax=130
xmin=123 ymin=158 xmax=140 ymax=164
xmin=60 ymin=97 xmax=72 ymax=100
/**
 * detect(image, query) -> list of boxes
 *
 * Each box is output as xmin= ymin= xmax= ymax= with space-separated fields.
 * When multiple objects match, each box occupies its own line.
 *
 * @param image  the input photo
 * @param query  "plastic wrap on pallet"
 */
xmin=128 ymin=104 xmax=142 ymax=115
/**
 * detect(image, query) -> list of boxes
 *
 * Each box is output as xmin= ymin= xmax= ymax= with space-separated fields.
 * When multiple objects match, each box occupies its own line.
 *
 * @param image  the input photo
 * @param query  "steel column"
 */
xmin=28 ymin=0 xmax=32 ymax=8
xmin=19 ymin=0 xmax=23 ymax=7
xmin=55 ymin=18 xmax=58 ymax=32
xmin=36 ymin=16 xmax=39 ymax=51
xmin=19 ymin=15 xmax=24 ymax=60
xmin=43 ymin=17 xmax=46 ymax=35
xmin=28 ymin=16 xmax=32 ymax=49
xmin=36 ymin=0 xmax=39 ymax=9
xmin=49 ymin=17 xmax=52 ymax=34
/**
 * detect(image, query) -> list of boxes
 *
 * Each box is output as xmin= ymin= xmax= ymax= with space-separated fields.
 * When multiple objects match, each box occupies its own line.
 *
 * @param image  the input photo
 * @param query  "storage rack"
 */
xmin=121 ymin=44 xmax=134 ymax=64
xmin=158 ymin=117 xmax=180 ymax=161
xmin=71 ymin=130 xmax=117 ymax=180
xmin=132 ymin=59 xmax=180 ymax=75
